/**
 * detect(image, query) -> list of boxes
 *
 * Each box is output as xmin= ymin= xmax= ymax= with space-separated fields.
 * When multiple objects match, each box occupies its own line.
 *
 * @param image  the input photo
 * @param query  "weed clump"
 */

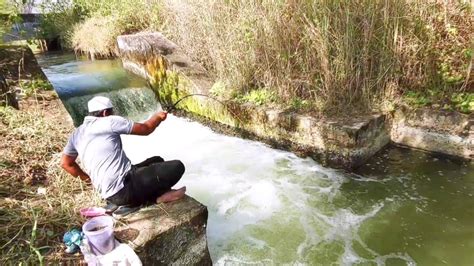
xmin=72 ymin=16 xmax=121 ymax=59
xmin=69 ymin=0 xmax=163 ymax=59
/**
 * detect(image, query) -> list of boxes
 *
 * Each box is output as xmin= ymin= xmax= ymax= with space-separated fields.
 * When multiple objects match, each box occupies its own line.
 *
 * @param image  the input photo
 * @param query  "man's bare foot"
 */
xmin=156 ymin=186 xmax=186 ymax=204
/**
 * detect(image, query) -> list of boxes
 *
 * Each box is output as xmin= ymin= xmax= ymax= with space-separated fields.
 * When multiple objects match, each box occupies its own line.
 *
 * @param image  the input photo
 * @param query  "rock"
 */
xmin=117 ymin=32 xmax=178 ymax=63
xmin=115 ymin=195 xmax=212 ymax=265
xmin=117 ymin=32 xmax=207 ymax=80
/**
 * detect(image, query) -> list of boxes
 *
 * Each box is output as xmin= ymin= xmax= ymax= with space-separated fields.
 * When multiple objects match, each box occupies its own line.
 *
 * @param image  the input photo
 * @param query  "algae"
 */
xmin=146 ymin=55 xmax=241 ymax=128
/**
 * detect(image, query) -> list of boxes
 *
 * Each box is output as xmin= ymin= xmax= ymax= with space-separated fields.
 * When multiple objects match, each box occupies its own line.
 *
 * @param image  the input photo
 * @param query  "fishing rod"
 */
xmin=146 ymin=80 xmax=243 ymax=123
xmin=165 ymin=93 xmax=229 ymax=112
xmin=165 ymin=93 xmax=245 ymax=126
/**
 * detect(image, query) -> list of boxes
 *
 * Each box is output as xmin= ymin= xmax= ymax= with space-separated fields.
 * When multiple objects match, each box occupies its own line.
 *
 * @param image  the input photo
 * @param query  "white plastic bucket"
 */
xmin=82 ymin=216 xmax=115 ymax=255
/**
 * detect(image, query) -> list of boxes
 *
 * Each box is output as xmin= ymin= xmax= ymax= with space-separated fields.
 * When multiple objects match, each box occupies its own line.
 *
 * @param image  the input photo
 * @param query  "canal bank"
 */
xmin=117 ymin=32 xmax=473 ymax=169
xmin=0 ymin=44 xmax=52 ymax=109
xmin=38 ymin=51 xmax=474 ymax=265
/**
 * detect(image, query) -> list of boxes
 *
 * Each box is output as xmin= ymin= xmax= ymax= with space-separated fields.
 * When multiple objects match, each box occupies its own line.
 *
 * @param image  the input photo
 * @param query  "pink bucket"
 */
xmin=82 ymin=216 xmax=115 ymax=255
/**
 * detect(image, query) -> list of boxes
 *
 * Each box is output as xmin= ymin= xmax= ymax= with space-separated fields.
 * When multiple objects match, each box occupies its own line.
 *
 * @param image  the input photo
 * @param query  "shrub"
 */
xmin=71 ymin=16 xmax=120 ymax=58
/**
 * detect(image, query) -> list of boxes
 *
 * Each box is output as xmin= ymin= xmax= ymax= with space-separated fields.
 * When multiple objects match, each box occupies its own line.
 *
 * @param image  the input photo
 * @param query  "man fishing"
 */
xmin=60 ymin=96 xmax=186 ymax=217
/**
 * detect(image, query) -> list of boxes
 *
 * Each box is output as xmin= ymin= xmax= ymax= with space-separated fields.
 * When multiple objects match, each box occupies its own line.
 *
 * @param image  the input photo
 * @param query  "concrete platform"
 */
xmin=115 ymin=195 xmax=212 ymax=265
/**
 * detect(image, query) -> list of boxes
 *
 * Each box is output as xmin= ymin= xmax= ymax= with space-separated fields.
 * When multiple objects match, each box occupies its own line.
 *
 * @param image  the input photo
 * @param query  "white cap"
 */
xmin=88 ymin=96 xmax=113 ymax=112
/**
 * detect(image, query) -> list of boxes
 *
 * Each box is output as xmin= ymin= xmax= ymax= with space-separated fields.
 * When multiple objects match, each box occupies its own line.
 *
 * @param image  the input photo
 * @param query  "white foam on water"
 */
xmin=122 ymin=115 xmax=290 ymax=242
xmin=121 ymin=115 xmax=402 ymax=264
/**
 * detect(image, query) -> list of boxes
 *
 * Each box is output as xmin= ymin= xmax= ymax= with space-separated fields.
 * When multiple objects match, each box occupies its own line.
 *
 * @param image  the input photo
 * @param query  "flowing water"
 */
xmin=38 ymin=53 xmax=474 ymax=265
xmin=38 ymin=53 xmax=157 ymax=126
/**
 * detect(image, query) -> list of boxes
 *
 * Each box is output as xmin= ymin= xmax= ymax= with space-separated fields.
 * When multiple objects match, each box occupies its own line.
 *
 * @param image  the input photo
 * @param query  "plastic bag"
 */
xmin=80 ymin=237 xmax=142 ymax=266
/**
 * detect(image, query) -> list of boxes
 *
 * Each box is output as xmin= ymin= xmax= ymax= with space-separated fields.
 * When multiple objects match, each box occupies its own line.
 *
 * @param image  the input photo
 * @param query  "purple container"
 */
xmin=82 ymin=216 xmax=116 ymax=255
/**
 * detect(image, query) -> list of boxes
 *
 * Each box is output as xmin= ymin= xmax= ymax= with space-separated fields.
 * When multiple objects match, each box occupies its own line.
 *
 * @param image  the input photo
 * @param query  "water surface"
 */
xmin=37 ymin=53 xmax=155 ymax=125
xmin=39 ymin=53 xmax=474 ymax=265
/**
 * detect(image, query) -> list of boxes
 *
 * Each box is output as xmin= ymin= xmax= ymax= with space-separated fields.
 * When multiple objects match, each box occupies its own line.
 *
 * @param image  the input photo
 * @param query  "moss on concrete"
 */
xmin=147 ymin=56 xmax=240 ymax=127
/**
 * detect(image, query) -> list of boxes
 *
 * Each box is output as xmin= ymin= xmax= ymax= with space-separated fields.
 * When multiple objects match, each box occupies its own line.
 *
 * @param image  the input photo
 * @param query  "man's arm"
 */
xmin=60 ymin=154 xmax=91 ymax=183
xmin=131 ymin=111 xmax=167 ymax=136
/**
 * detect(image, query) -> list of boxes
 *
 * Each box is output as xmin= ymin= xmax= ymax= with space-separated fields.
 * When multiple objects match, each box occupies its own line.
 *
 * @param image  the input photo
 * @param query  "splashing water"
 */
xmin=121 ymin=115 xmax=432 ymax=265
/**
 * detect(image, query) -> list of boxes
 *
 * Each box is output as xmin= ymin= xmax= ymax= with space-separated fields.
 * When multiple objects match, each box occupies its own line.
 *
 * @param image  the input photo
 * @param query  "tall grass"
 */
xmin=161 ymin=0 xmax=473 ymax=113
xmin=68 ymin=0 xmax=473 ymax=113
xmin=72 ymin=16 xmax=120 ymax=59
xmin=71 ymin=0 xmax=163 ymax=58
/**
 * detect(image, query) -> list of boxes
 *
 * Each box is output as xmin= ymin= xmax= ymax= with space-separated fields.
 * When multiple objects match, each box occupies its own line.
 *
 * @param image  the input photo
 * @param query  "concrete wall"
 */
xmin=391 ymin=108 xmax=473 ymax=159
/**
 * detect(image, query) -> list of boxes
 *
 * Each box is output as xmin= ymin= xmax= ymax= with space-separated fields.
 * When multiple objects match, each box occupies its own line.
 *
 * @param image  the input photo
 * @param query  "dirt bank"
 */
xmin=0 ymin=90 xmax=103 ymax=263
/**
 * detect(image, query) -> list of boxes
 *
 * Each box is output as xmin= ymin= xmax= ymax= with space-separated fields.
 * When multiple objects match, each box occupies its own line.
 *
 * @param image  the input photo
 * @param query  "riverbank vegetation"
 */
xmin=35 ymin=0 xmax=474 ymax=115
xmin=0 ymin=38 xmax=99 ymax=263
xmin=0 ymin=45 xmax=53 ymax=108
xmin=0 ymin=39 xmax=101 ymax=262
xmin=0 ymin=95 xmax=101 ymax=263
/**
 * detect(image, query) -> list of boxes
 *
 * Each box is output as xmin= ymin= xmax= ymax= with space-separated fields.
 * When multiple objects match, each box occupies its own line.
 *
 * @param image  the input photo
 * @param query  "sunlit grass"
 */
xmin=161 ymin=0 xmax=473 ymax=114
xmin=69 ymin=0 xmax=473 ymax=114
xmin=0 ymin=101 xmax=101 ymax=264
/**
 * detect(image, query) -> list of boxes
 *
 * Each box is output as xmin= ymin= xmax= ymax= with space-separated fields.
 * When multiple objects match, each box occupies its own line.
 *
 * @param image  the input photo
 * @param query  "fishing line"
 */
xmin=146 ymin=81 xmax=243 ymax=124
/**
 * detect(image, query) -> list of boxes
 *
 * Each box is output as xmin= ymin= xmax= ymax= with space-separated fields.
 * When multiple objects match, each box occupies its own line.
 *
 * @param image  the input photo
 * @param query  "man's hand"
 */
xmin=157 ymin=111 xmax=167 ymax=121
xmin=60 ymin=154 xmax=91 ymax=184
xmin=131 ymin=111 xmax=167 ymax=136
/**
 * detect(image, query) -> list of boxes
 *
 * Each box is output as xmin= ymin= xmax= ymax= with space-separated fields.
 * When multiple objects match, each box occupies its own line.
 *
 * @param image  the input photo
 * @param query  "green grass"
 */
xmin=235 ymin=89 xmax=277 ymax=106
xmin=0 ymin=102 xmax=101 ymax=264
xmin=404 ymin=90 xmax=474 ymax=113
xmin=19 ymin=77 xmax=54 ymax=97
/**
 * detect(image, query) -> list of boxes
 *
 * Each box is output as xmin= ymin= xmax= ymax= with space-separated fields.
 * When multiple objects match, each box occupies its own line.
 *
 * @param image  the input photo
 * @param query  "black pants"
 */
xmin=107 ymin=156 xmax=185 ymax=206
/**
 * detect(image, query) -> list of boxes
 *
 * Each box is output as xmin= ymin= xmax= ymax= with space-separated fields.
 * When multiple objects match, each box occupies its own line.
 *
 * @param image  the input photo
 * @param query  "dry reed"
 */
xmin=161 ymin=0 xmax=473 ymax=113
xmin=71 ymin=0 xmax=163 ymax=59
xmin=69 ymin=0 xmax=473 ymax=113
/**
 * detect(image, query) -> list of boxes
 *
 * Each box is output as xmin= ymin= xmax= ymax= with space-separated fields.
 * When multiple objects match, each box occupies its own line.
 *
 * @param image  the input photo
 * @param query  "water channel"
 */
xmin=37 ymin=53 xmax=474 ymax=265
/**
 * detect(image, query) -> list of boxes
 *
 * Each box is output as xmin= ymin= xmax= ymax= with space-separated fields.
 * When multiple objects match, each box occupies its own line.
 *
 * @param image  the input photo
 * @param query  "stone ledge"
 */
xmin=395 ymin=108 xmax=471 ymax=135
xmin=391 ymin=108 xmax=473 ymax=159
xmin=228 ymin=105 xmax=391 ymax=168
xmin=115 ymin=195 xmax=211 ymax=265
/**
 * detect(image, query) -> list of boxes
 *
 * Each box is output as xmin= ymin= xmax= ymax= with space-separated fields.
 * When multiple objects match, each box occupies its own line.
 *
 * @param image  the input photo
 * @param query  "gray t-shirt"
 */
xmin=63 ymin=115 xmax=134 ymax=198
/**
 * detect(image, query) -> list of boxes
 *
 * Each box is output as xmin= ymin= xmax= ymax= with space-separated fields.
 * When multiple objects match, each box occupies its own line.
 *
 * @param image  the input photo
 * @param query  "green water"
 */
xmin=195 ymin=145 xmax=473 ymax=265
xmin=38 ymin=53 xmax=474 ymax=265
xmin=351 ymin=148 xmax=474 ymax=265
